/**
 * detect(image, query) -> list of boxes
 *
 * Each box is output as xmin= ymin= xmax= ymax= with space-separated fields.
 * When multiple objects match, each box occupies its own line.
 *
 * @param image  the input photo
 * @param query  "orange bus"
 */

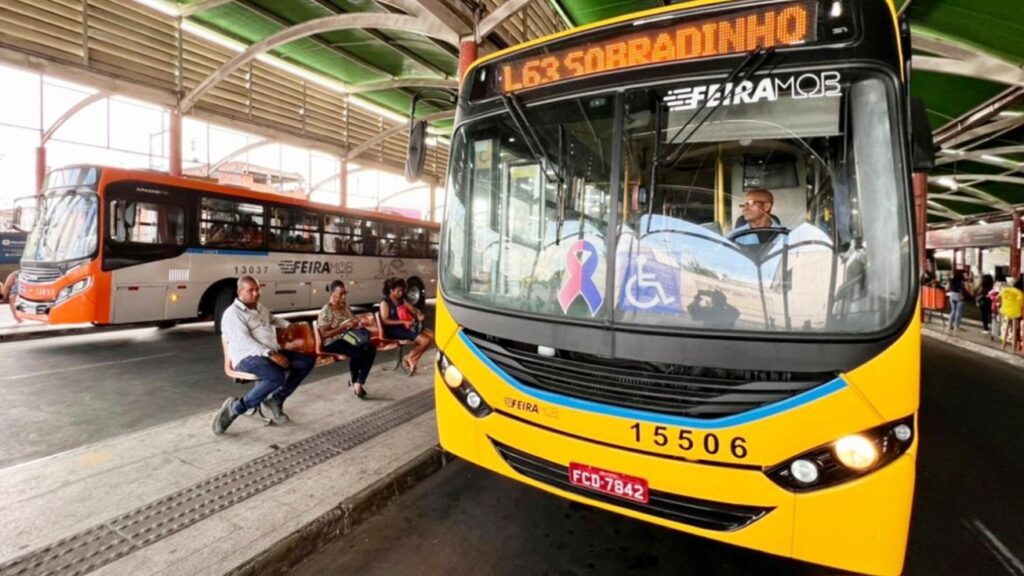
xmin=16 ymin=165 xmax=439 ymax=329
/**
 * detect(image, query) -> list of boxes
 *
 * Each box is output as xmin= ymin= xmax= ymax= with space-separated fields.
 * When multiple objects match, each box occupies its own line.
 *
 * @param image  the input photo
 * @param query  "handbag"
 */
xmin=341 ymin=327 xmax=371 ymax=347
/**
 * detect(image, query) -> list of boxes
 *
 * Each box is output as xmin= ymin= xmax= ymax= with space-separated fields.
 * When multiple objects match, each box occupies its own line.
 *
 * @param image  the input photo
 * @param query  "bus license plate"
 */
xmin=568 ymin=463 xmax=649 ymax=504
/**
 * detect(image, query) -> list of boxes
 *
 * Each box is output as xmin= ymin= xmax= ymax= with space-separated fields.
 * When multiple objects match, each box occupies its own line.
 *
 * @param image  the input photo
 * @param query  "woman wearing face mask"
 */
xmin=318 ymin=280 xmax=376 ymax=398
xmin=379 ymin=277 xmax=434 ymax=375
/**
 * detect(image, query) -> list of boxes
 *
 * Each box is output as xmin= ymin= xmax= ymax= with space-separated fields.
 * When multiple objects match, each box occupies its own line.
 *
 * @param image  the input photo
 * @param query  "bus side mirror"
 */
xmin=405 ymin=119 xmax=427 ymax=183
xmin=911 ymin=98 xmax=936 ymax=172
xmin=11 ymin=196 xmax=37 ymax=232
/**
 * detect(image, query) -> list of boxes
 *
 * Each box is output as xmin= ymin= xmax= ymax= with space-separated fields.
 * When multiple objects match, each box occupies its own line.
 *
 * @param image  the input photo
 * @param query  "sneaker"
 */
xmin=262 ymin=394 xmax=290 ymax=424
xmin=212 ymin=397 xmax=239 ymax=435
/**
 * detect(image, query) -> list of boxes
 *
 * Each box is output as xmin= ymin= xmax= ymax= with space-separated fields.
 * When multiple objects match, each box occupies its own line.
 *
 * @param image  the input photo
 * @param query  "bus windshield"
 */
xmin=23 ymin=189 xmax=99 ymax=263
xmin=442 ymin=70 xmax=910 ymax=335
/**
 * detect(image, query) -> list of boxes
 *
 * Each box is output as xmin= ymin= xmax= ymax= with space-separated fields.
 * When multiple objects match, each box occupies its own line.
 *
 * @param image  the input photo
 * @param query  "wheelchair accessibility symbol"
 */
xmin=620 ymin=254 xmax=682 ymax=314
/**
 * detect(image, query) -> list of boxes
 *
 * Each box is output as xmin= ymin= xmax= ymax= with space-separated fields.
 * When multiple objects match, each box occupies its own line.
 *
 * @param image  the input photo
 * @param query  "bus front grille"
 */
xmin=492 ymin=439 xmax=771 ymax=531
xmin=19 ymin=266 xmax=62 ymax=283
xmin=464 ymin=331 xmax=835 ymax=419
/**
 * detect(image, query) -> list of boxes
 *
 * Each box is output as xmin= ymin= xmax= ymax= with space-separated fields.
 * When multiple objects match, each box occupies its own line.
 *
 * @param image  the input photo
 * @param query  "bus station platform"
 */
xmin=920 ymin=314 xmax=1024 ymax=370
xmin=0 ymin=318 xmax=444 ymax=576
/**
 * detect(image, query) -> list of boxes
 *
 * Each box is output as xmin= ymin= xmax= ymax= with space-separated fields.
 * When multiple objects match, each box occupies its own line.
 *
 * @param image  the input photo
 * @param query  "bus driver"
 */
xmin=729 ymin=188 xmax=783 ymax=246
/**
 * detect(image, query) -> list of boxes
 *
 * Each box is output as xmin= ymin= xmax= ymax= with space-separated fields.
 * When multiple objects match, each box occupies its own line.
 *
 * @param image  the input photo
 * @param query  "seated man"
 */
xmin=728 ymin=188 xmax=784 ymax=246
xmin=213 ymin=275 xmax=315 ymax=435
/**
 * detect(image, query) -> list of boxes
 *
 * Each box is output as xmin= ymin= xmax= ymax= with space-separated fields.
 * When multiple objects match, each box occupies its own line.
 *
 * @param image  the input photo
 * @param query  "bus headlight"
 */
xmin=56 ymin=277 xmax=91 ymax=303
xmin=834 ymin=435 xmax=878 ymax=470
xmin=436 ymin=350 xmax=491 ymax=418
xmin=442 ymin=363 xmax=464 ymax=389
xmin=766 ymin=416 xmax=914 ymax=492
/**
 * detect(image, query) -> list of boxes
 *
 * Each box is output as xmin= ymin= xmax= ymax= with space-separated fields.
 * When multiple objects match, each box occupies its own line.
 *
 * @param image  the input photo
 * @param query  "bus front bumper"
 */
xmin=435 ymin=378 xmax=916 ymax=576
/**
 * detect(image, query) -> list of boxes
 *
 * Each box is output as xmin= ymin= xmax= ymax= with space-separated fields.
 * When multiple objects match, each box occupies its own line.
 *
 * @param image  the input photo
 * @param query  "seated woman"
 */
xmin=379 ymin=277 xmax=434 ymax=376
xmin=318 ymin=280 xmax=376 ymax=399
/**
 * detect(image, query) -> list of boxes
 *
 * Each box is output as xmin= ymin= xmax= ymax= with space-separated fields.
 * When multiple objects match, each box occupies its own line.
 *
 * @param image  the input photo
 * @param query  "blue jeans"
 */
xmin=948 ymin=292 xmax=964 ymax=328
xmin=232 ymin=350 xmax=315 ymax=415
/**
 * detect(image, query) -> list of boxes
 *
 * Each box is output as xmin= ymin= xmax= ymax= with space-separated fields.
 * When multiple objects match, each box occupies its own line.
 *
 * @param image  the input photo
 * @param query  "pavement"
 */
xmin=920 ymin=313 xmax=1024 ymax=370
xmin=0 ymin=367 xmax=442 ymax=576
xmin=0 ymin=303 xmax=445 ymax=576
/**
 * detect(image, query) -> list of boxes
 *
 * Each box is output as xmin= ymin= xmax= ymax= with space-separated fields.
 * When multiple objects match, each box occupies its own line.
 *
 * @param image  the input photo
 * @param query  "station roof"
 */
xmin=179 ymin=0 xmax=1024 ymax=225
xmin=5 ymin=0 xmax=1020 ymax=220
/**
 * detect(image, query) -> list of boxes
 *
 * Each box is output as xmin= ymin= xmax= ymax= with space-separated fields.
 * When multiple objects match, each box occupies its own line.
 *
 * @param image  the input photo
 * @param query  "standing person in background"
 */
xmin=976 ymin=274 xmax=995 ymax=334
xmin=945 ymin=270 xmax=967 ymax=332
xmin=3 ymin=270 xmax=22 ymax=324
xmin=989 ymin=280 xmax=1004 ymax=340
xmin=999 ymin=277 xmax=1024 ymax=351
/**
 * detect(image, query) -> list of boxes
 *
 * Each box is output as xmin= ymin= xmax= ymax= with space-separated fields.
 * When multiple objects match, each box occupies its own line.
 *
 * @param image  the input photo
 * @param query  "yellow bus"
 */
xmin=16 ymin=166 xmax=439 ymax=329
xmin=434 ymin=1 xmax=924 ymax=574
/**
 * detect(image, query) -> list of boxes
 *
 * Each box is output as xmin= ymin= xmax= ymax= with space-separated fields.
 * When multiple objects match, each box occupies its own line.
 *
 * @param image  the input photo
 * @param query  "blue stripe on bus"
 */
xmin=458 ymin=330 xmax=847 ymax=430
xmin=185 ymin=248 xmax=269 ymax=256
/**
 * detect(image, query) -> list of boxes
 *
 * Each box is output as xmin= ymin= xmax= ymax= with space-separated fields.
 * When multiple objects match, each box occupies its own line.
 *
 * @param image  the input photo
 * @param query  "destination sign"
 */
xmin=499 ymin=1 xmax=817 ymax=94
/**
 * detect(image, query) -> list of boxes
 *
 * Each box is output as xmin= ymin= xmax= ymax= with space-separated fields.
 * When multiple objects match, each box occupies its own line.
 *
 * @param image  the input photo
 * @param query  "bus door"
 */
xmin=105 ymin=183 xmax=189 ymax=323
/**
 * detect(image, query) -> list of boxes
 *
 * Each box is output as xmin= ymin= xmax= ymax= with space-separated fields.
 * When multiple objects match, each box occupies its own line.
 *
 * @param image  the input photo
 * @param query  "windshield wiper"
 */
xmin=502 ymin=94 xmax=562 ymax=184
xmin=555 ymin=124 xmax=567 ymax=245
xmin=657 ymin=47 xmax=774 ymax=168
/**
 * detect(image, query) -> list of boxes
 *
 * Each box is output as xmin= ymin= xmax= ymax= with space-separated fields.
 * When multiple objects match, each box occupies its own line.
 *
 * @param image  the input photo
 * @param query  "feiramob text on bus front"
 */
xmin=664 ymin=71 xmax=842 ymax=111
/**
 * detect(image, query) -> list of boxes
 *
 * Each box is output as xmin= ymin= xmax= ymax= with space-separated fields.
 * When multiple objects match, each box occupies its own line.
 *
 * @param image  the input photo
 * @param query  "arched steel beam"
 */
xmin=179 ymin=0 xmax=233 ymax=17
xmin=933 ymin=174 xmax=1024 ymax=187
xmin=42 ymin=91 xmax=110 ymax=144
xmin=913 ymin=56 xmax=1024 ymax=89
xmin=936 ymin=146 xmax=1024 ymax=167
xmin=307 ymin=166 xmax=368 ymax=197
xmin=478 ymin=0 xmax=537 ymax=38
xmin=180 ymin=14 xmax=460 ymax=114
xmin=942 ymin=116 xmax=1024 ymax=148
xmin=345 ymin=110 xmax=455 ymax=162
xmin=208 ymin=139 xmax=269 ymax=174
xmin=377 ymin=185 xmax=427 ymax=207
xmin=928 ymin=193 xmax=998 ymax=207
xmin=345 ymin=78 xmax=458 ymax=95
xmin=927 ymin=200 xmax=967 ymax=220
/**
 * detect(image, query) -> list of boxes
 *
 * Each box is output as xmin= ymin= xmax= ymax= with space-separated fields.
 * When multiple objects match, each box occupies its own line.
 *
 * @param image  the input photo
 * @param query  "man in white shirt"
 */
xmin=213 ymin=276 xmax=315 ymax=435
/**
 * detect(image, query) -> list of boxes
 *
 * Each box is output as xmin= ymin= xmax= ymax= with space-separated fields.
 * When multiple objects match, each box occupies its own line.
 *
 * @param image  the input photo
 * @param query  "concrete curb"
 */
xmin=228 ymin=445 xmax=451 ymax=576
xmin=922 ymin=327 xmax=1024 ymax=370
xmin=0 ymin=324 xmax=124 ymax=343
xmin=0 ymin=310 xmax=325 ymax=343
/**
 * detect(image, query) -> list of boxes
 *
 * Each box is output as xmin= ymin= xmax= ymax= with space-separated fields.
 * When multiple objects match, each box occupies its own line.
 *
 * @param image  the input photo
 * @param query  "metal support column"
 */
xmin=913 ymin=173 xmax=928 ymax=275
xmin=339 ymin=159 xmax=348 ymax=208
xmin=1013 ymin=211 xmax=1021 ymax=279
xmin=458 ymin=39 xmax=478 ymax=84
xmin=169 ymin=111 xmax=183 ymax=177
xmin=35 ymin=146 xmax=47 ymax=195
xmin=429 ymin=183 xmax=437 ymax=222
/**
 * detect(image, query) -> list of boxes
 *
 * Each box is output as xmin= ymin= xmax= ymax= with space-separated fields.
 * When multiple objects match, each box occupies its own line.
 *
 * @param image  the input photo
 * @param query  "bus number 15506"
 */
xmin=629 ymin=422 xmax=748 ymax=459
